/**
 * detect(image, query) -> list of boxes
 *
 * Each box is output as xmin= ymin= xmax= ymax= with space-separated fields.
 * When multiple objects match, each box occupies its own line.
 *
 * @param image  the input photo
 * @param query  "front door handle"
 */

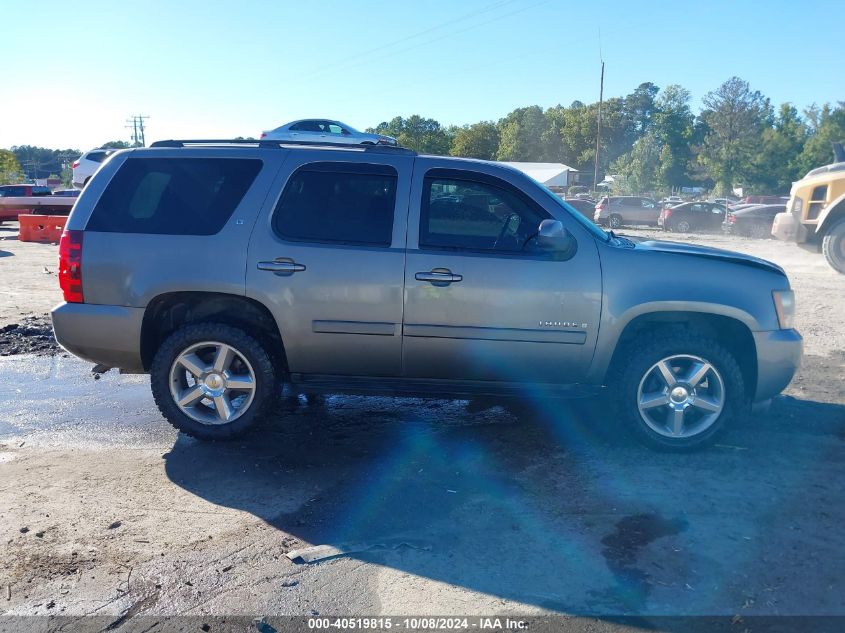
xmin=257 ymin=259 xmax=306 ymax=275
xmin=415 ymin=269 xmax=462 ymax=285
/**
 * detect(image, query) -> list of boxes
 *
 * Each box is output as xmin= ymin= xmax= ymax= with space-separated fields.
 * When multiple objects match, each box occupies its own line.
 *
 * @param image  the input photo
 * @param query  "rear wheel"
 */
xmin=612 ymin=329 xmax=746 ymax=451
xmin=821 ymin=219 xmax=845 ymax=274
xmin=608 ymin=214 xmax=622 ymax=229
xmin=150 ymin=323 xmax=277 ymax=440
xmin=675 ymin=219 xmax=691 ymax=232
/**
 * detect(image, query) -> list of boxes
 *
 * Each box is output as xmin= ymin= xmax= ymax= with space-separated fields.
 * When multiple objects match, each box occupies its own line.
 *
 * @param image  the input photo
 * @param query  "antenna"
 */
xmin=593 ymin=60 xmax=605 ymax=192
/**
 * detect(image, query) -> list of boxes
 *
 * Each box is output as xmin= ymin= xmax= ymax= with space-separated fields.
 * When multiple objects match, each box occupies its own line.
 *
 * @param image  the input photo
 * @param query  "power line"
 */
xmin=295 ymin=0 xmax=518 ymax=81
xmin=297 ymin=0 xmax=552 ymax=83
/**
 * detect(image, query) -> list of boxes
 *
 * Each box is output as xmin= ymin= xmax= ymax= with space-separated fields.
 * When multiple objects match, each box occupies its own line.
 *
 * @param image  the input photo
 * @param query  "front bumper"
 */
xmin=753 ymin=328 xmax=803 ymax=401
xmin=51 ymin=302 xmax=146 ymax=373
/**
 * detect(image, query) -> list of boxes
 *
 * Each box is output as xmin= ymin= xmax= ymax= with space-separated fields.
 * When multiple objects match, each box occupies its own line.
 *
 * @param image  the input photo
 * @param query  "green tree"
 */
xmin=611 ymin=130 xmax=661 ymax=193
xmin=450 ymin=121 xmax=500 ymax=160
xmin=11 ymin=146 xmax=81 ymax=181
xmin=652 ymin=85 xmax=695 ymax=192
xmin=369 ymin=115 xmax=451 ymax=154
xmin=797 ymin=104 xmax=845 ymax=173
xmin=698 ymin=77 xmax=771 ymax=195
xmin=0 ymin=149 xmax=23 ymax=185
xmin=747 ymin=104 xmax=809 ymax=193
xmin=496 ymin=106 xmax=549 ymax=161
xmin=100 ymin=140 xmax=132 ymax=149
xmin=624 ymin=82 xmax=660 ymax=135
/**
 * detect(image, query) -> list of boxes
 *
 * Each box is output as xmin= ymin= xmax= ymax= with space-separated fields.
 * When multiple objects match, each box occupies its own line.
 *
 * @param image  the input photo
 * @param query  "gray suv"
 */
xmin=594 ymin=196 xmax=661 ymax=228
xmin=52 ymin=140 xmax=802 ymax=450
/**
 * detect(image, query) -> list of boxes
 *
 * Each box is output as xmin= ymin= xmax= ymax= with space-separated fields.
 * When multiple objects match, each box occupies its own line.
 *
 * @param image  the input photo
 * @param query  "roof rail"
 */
xmin=149 ymin=138 xmax=416 ymax=155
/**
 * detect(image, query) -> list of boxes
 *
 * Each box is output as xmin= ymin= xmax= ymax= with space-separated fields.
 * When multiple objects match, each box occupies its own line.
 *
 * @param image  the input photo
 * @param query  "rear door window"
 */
xmin=272 ymin=163 xmax=397 ymax=246
xmin=86 ymin=157 xmax=262 ymax=235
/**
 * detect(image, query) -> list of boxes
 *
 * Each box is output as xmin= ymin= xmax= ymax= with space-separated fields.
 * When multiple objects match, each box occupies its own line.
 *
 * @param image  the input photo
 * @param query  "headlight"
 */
xmin=772 ymin=290 xmax=795 ymax=329
xmin=791 ymin=197 xmax=803 ymax=215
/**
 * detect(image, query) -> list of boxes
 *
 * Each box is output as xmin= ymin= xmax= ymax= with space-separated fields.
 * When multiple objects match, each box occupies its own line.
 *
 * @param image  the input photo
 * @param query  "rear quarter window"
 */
xmin=86 ymin=157 xmax=262 ymax=235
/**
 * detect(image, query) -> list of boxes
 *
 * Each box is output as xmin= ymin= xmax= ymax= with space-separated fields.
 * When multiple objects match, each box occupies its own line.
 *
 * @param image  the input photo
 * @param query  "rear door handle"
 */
xmin=415 ymin=269 xmax=462 ymax=285
xmin=257 ymin=259 xmax=306 ymax=275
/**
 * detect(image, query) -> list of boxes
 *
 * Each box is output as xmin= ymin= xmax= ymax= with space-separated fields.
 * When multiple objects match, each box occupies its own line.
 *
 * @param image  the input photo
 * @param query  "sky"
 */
xmin=1 ymin=0 xmax=843 ymax=151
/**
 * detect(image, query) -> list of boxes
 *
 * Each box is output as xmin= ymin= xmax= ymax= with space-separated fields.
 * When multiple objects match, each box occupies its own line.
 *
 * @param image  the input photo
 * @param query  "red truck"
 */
xmin=0 ymin=184 xmax=53 ymax=222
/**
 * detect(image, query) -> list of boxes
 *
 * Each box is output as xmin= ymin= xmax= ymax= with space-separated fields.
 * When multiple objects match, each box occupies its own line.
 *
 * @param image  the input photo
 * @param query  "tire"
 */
xmin=821 ymin=219 xmax=845 ymax=274
xmin=611 ymin=328 xmax=746 ymax=451
xmin=150 ymin=322 xmax=277 ymax=440
xmin=675 ymin=219 xmax=691 ymax=232
xmin=608 ymin=214 xmax=622 ymax=229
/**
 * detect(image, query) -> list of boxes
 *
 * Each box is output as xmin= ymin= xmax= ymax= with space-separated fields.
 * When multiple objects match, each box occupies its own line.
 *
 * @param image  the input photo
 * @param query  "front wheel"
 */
xmin=822 ymin=219 xmax=845 ymax=274
xmin=150 ymin=323 xmax=278 ymax=440
xmin=612 ymin=330 xmax=746 ymax=451
xmin=674 ymin=219 xmax=691 ymax=232
xmin=608 ymin=214 xmax=622 ymax=229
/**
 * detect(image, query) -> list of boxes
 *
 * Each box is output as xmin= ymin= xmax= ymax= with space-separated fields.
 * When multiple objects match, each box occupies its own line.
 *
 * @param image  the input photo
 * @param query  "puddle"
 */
xmin=588 ymin=513 xmax=688 ymax=612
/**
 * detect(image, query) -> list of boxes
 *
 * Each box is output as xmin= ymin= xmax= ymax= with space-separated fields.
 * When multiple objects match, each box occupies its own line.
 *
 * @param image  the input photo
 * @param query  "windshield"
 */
xmin=534 ymin=182 xmax=610 ymax=242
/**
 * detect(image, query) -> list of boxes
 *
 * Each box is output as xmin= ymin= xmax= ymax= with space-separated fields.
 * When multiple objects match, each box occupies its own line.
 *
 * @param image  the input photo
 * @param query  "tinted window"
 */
xmin=87 ymin=157 xmax=262 ymax=235
xmin=272 ymin=163 xmax=396 ymax=246
xmin=86 ymin=151 xmax=108 ymax=163
xmin=420 ymin=176 xmax=547 ymax=252
xmin=32 ymin=187 xmax=52 ymax=196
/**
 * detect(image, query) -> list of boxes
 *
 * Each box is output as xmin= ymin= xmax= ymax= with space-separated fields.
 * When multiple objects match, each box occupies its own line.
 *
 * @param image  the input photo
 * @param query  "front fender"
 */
xmin=585 ymin=243 xmax=787 ymax=384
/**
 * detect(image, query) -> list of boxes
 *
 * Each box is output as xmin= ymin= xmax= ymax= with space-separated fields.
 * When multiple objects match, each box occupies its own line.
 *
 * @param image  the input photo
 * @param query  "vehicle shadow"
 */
xmin=163 ymin=358 xmax=845 ymax=617
xmin=0 ymin=249 xmax=12 ymax=257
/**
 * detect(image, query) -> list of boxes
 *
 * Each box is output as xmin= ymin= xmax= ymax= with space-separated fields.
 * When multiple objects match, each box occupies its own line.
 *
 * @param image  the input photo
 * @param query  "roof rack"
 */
xmin=149 ymin=138 xmax=416 ymax=155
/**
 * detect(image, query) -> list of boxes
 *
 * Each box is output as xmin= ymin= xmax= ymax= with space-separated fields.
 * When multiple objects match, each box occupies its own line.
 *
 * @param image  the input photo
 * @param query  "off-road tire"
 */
xmin=150 ymin=322 xmax=277 ymax=440
xmin=611 ymin=327 xmax=746 ymax=451
xmin=821 ymin=219 xmax=845 ymax=274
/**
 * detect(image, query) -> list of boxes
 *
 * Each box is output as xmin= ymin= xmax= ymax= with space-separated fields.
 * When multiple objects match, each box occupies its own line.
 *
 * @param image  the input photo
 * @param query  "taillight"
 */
xmin=663 ymin=208 xmax=673 ymax=218
xmin=728 ymin=214 xmax=737 ymax=223
xmin=59 ymin=230 xmax=83 ymax=303
xmin=260 ymin=132 xmax=267 ymax=139
xmin=71 ymin=160 xmax=79 ymax=169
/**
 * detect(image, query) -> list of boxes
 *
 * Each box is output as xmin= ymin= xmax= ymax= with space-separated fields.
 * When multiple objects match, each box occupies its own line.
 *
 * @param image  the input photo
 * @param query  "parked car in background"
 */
xmin=723 ymin=204 xmax=787 ymax=238
xmin=594 ymin=196 xmax=660 ymax=228
xmin=712 ymin=197 xmax=739 ymax=207
xmin=562 ymin=198 xmax=596 ymax=221
xmin=658 ymin=201 xmax=727 ymax=232
xmin=51 ymin=189 xmax=81 ymax=198
xmin=661 ymin=196 xmax=684 ymax=206
xmin=0 ymin=184 xmax=52 ymax=222
xmin=741 ymin=195 xmax=788 ymax=205
xmin=72 ymin=149 xmax=117 ymax=188
xmin=260 ymin=119 xmax=398 ymax=146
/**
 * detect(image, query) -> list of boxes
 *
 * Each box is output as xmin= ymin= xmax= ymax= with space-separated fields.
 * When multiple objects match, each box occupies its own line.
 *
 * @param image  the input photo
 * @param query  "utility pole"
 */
xmin=125 ymin=115 xmax=150 ymax=146
xmin=593 ymin=61 xmax=605 ymax=192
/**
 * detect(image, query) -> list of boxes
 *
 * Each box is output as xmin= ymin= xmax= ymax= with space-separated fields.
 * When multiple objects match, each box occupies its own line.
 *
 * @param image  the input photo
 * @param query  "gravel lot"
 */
xmin=0 ymin=222 xmax=843 ymax=626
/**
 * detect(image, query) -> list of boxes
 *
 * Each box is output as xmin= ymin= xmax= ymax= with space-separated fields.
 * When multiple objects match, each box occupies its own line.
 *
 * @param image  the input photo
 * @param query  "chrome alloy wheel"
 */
xmin=636 ymin=354 xmax=725 ymax=439
xmin=169 ymin=341 xmax=256 ymax=425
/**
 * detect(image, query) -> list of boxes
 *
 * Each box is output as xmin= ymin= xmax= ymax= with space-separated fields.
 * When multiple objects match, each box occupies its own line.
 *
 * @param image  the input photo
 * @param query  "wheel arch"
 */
xmin=816 ymin=193 xmax=845 ymax=235
xmin=600 ymin=309 xmax=758 ymax=398
xmin=140 ymin=291 xmax=285 ymax=372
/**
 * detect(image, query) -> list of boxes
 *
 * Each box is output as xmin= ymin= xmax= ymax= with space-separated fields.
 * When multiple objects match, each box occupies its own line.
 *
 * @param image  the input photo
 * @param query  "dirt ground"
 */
xmin=0 ymin=221 xmax=844 ymax=628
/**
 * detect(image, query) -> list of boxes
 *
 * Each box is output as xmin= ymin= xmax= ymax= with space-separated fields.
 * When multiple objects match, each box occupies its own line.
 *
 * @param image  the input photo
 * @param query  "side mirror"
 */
xmin=537 ymin=219 xmax=577 ymax=258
